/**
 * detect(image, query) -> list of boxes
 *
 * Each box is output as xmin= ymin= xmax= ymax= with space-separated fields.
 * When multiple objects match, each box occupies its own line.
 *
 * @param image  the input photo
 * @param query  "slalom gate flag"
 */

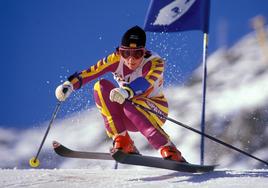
xmin=144 ymin=0 xmax=210 ymax=33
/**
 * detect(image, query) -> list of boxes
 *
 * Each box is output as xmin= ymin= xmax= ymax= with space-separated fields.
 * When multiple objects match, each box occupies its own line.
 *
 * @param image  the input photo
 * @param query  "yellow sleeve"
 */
xmin=68 ymin=52 xmax=120 ymax=89
xmin=145 ymin=57 xmax=164 ymax=86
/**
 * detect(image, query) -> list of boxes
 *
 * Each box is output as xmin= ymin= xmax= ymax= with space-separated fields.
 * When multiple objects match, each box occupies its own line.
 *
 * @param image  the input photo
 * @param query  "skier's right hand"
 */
xmin=55 ymin=81 xmax=74 ymax=101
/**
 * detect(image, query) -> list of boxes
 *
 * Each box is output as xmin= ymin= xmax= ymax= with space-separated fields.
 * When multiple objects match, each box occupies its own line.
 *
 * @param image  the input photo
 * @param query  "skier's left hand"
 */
xmin=109 ymin=88 xmax=129 ymax=104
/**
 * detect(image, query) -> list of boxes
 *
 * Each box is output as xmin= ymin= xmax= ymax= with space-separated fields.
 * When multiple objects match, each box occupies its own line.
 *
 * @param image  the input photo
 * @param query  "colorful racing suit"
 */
xmin=68 ymin=50 xmax=170 ymax=149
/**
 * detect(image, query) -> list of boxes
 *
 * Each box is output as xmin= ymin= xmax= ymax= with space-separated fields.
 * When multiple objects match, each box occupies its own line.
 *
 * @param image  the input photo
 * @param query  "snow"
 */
xmin=0 ymin=169 xmax=267 ymax=188
xmin=1 ymin=28 xmax=268 ymax=187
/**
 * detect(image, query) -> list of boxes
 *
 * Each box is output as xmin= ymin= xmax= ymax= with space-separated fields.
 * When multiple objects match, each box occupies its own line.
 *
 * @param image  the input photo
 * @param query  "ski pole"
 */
xmin=128 ymin=100 xmax=268 ymax=166
xmin=29 ymin=101 xmax=62 ymax=168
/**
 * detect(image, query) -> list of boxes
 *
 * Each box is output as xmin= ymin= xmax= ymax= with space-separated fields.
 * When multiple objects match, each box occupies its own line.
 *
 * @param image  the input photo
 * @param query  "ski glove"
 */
xmin=109 ymin=87 xmax=130 ymax=104
xmin=55 ymin=81 xmax=74 ymax=101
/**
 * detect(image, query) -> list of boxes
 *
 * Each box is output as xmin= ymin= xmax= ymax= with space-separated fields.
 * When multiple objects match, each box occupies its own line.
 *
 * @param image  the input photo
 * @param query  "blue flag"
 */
xmin=144 ymin=0 xmax=210 ymax=33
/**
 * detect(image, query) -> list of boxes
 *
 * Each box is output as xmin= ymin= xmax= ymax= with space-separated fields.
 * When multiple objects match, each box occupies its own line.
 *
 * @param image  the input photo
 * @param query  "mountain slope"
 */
xmin=0 ymin=30 xmax=268 ymax=170
xmin=164 ymin=31 xmax=268 ymax=169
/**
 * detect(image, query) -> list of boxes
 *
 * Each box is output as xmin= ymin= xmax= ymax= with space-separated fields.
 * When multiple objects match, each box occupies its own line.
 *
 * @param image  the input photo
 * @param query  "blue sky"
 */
xmin=0 ymin=0 xmax=268 ymax=128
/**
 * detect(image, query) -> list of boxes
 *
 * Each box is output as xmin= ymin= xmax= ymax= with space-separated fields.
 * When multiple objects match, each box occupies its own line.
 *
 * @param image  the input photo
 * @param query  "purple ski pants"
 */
xmin=93 ymin=79 xmax=170 ymax=149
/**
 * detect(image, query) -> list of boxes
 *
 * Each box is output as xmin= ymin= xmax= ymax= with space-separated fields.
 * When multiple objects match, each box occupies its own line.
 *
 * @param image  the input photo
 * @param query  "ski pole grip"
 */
xmin=62 ymin=87 xmax=69 ymax=94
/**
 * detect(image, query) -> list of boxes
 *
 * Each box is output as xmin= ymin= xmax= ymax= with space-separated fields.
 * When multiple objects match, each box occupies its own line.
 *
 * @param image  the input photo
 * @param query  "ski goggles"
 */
xmin=119 ymin=47 xmax=145 ymax=59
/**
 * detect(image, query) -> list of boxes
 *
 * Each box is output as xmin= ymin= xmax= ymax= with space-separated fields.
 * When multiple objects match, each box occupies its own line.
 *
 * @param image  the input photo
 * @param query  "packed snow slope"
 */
xmin=0 ymin=30 xmax=268 ymax=187
xmin=0 ymin=169 xmax=268 ymax=188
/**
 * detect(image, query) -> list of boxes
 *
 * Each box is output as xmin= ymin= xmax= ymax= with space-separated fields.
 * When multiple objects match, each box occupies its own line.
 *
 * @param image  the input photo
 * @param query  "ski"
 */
xmin=53 ymin=141 xmax=217 ymax=173
xmin=112 ymin=149 xmax=216 ymax=173
xmin=52 ymin=141 xmax=113 ymax=160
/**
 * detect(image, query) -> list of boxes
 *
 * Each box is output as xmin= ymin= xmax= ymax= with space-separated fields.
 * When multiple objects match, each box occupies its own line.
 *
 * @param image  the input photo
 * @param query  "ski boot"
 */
xmin=111 ymin=132 xmax=140 ymax=154
xmin=160 ymin=145 xmax=187 ymax=163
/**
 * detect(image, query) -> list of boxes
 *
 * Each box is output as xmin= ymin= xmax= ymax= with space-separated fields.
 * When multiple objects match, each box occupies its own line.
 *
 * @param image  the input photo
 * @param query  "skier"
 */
xmin=55 ymin=26 xmax=186 ymax=162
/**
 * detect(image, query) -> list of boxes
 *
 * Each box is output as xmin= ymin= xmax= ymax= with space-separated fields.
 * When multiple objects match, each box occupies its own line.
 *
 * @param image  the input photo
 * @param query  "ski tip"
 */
xmin=52 ymin=140 xmax=61 ymax=148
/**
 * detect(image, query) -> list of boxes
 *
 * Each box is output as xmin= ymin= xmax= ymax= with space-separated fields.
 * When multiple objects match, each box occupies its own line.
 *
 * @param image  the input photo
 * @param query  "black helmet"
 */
xmin=121 ymin=26 xmax=146 ymax=48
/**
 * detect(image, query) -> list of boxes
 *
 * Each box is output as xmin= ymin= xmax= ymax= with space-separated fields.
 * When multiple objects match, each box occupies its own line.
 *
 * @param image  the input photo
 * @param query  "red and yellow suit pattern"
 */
xmin=68 ymin=50 xmax=170 ymax=149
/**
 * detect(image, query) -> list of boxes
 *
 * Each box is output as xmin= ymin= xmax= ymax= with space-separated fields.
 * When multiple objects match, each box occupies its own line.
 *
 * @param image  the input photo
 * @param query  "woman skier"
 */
xmin=55 ymin=25 xmax=186 ymax=162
